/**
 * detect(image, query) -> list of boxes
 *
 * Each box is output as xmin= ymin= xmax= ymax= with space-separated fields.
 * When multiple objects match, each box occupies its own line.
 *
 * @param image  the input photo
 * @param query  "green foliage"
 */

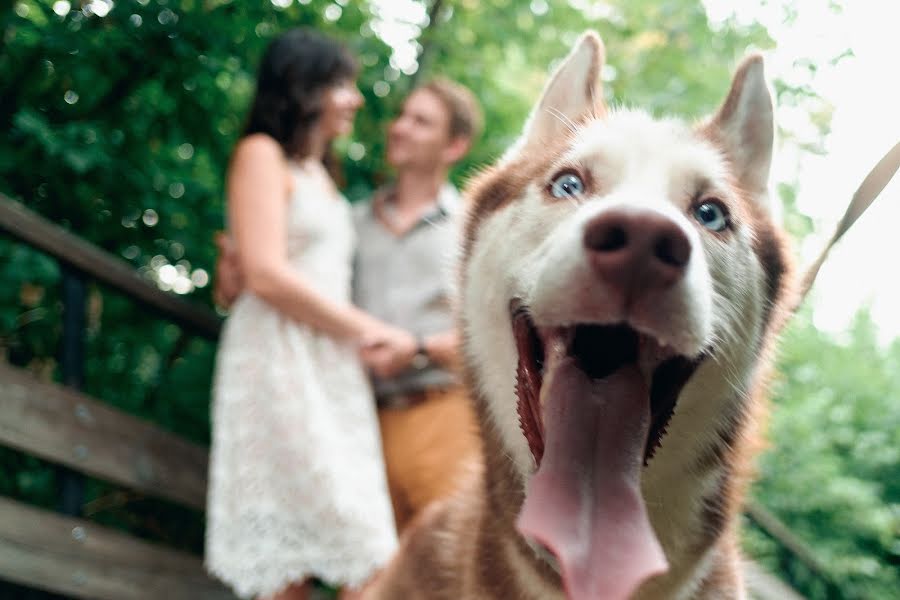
xmin=746 ymin=308 xmax=900 ymax=599
xmin=0 ymin=1 xmax=895 ymax=598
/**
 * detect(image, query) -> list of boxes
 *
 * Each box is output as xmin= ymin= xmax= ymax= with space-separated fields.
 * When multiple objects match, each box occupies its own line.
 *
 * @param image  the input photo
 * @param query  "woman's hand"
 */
xmin=359 ymin=325 xmax=419 ymax=379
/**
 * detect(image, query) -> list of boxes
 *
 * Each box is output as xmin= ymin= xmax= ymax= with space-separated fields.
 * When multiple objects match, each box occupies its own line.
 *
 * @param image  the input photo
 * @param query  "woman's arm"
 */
xmin=228 ymin=134 xmax=385 ymax=341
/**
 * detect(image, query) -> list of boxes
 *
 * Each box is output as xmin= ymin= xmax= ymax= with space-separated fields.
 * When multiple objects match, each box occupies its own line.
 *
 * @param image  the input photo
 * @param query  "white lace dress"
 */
xmin=205 ymin=164 xmax=398 ymax=598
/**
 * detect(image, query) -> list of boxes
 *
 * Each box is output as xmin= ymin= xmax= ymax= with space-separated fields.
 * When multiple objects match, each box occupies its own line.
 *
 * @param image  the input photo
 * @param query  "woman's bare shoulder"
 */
xmin=227 ymin=134 xmax=294 ymax=201
xmin=232 ymin=133 xmax=285 ymax=164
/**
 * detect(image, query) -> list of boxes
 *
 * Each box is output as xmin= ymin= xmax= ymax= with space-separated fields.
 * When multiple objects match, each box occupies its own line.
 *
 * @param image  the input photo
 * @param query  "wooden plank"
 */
xmin=0 ymin=195 xmax=221 ymax=340
xmin=744 ymin=560 xmax=806 ymax=600
xmin=0 ymin=496 xmax=234 ymax=600
xmin=0 ymin=362 xmax=208 ymax=510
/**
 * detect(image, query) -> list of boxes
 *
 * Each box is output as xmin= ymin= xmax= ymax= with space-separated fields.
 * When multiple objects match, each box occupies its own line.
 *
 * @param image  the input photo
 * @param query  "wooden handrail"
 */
xmin=0 ymin=362 xmax=209 ymax=510
xmin=743 ymin=560 xmax=805 ymax=600
xmin=746 ymin=500 xmax=837 ymax=588
xmin=0 ymin=195 xmax=222 ymax=340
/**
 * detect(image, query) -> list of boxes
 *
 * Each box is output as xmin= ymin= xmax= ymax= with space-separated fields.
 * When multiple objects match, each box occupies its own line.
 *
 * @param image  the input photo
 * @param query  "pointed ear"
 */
xmin=707 ymin=55 xmax=774 ymax=194
xmin=512 ymin=31 xmax=606 ymax=158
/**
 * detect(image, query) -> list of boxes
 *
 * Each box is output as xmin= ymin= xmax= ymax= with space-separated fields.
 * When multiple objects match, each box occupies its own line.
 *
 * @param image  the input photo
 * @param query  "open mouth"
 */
xmin=510 ymin=298 xmax=703 ymax=599
xmin=512 ymin=301 xmax=699 ymax=467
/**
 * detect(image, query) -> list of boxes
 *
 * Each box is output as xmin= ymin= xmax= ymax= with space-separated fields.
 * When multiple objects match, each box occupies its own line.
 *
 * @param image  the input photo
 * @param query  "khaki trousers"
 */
xmin=377 ymin=386 xmax=480 ymax=533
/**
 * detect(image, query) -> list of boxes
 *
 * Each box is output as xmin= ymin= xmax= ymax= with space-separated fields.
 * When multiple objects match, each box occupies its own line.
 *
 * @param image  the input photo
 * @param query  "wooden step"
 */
xmin=0 ymin=496 xmax=235 ymax=600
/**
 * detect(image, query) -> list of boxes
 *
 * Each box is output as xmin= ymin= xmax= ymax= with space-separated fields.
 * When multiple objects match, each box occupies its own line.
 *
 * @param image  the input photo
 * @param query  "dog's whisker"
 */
xmin=545 ymin=106 xmax=579 ymax=135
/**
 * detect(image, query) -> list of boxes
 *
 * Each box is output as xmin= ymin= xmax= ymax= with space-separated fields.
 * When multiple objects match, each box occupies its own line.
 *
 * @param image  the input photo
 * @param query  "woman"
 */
xmin=205 ymin=29 xmax=402 ymax=600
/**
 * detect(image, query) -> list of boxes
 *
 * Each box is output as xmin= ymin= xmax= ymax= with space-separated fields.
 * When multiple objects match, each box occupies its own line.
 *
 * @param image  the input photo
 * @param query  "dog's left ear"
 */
xmin=507 ymin=31 xmax=606 ymax=160
xmin=706 ymin=55 xmax=774 ymax=195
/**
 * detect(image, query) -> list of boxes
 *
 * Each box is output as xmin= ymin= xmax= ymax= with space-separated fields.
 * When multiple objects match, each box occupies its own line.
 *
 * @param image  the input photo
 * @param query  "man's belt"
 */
xmin=376 ymin=385 xmax=458 ymax=410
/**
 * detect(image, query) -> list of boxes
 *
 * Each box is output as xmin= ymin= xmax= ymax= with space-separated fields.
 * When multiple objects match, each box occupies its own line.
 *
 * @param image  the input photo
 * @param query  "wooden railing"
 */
xmin=0 ymin=194 xmax=229 ymax=599
xmin=0 ymin=195 xmax=820 ymax=599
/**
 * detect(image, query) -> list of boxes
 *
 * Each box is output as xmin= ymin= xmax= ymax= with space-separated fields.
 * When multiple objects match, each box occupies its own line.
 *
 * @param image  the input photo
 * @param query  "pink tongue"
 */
xmin=516 ymin=357 xmax=668 ymax=600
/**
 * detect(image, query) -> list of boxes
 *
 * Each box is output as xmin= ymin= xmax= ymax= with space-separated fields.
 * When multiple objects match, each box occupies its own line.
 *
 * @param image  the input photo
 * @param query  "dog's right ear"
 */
xmin=505 ymin=31 xmax=605 ymax=161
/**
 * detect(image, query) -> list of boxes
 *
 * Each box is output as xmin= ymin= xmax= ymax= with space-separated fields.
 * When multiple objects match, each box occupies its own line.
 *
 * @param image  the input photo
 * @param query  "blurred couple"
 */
xmin=204 ymin=28 xmax=483 ymax=600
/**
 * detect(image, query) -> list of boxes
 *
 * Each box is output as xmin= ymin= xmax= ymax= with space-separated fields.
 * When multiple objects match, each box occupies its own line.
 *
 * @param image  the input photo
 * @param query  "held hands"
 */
xmin=214 ymin=229 xmax=423 ymax=378
xmin=359 ymin=325 xmax=420 ymax=379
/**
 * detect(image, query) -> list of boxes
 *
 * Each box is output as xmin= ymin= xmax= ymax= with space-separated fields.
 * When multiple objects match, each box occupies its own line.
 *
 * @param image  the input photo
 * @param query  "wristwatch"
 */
xmin=411 ymin=336 xmax=430 ymax=370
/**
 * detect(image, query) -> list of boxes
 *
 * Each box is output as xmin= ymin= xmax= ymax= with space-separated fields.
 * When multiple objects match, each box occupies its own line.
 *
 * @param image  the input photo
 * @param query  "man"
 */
xmin=215 ymin=78 xmax=483 ymax=533
xmin=354 ymin=79 xmax=482 ymax=532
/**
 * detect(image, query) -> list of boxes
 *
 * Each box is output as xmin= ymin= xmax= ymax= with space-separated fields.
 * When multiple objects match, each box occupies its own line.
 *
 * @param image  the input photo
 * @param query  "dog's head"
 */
xmin=459 ymin=32 xmax=792 ymax=600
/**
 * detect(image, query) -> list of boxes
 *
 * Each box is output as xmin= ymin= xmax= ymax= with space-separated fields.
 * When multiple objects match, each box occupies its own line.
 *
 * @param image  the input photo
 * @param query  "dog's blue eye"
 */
xmin=693 ymin=201 xmax=728 ymax=232
xmin=549 ymin=172 xmax=585 ymax=199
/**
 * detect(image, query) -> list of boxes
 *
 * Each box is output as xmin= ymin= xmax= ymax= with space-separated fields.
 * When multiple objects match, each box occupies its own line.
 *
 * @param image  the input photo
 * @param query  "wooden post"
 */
xmin=57 ymin=267 xmax=86 ymax=516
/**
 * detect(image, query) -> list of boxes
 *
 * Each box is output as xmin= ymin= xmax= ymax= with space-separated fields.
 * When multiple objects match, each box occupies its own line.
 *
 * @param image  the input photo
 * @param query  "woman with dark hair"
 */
xmin=205 ymin=29 xmax=401 ymax=600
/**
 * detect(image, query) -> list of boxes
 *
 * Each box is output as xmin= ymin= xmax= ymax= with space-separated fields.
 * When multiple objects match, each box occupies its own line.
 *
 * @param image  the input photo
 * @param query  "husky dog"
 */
xmin=367 ymin=31 xmax=794 ymax=600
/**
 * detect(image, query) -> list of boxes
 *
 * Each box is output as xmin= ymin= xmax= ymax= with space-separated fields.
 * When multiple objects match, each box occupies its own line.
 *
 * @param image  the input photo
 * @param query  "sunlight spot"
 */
xmin=369 ymin=0 xmax=424 ymax=75
xmin=383 ymin=66 xmax=400 ymax=82
xmin=177 ymin=143 xmax=194 ymax=160
xmin=53 ymin=1 xmax=71 ymax=17
xmin=400 ymin=60 xmax=418 ymax=76
xmin=173 ymin=277 xmax=193 ymax=295
xmin=255 ymin=22 xmax=274 ymax=37
xmin=600 ymin=64 xmax=617 ymax=82
xmin=373 ymin=81 xmax=390 ymax=98
xmin=157 ymin=8 xmax=176 ymax=25
xmin=530 ymin=0 xmax=549 ymax=16
xmin=89 ymin=0 xmax=113 ymax=18
xmin=142 ymin=209 xmax=159 ymax=227
xmin=324 ymin=4 xmax=342 ymax=22
xmin=348 ymin=142 xmax=366 ymax=161
xmin=168 ymin=182 xmax=185 ymax=199
xmin=191 ymin=269 xmax=210 ymax=288
xmin=158 ymin=264 xmax=177 ymax=285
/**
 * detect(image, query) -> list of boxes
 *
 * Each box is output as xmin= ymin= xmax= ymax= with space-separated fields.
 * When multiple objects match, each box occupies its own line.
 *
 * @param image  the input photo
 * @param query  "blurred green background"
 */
xmin=0 ymin=1 xmax=896 ymax=598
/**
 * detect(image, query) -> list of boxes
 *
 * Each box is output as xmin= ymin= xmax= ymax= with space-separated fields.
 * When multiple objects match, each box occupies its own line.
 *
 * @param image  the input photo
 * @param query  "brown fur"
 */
xmin=461 ymin=142 xmax=568 ymax=262
xmin=367 ymin=398 xmax=563 ymax=600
